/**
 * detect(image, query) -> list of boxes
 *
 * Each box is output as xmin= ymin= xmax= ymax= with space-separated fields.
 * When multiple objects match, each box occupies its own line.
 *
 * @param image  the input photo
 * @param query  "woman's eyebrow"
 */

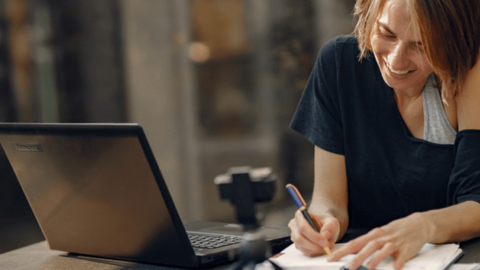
xmin=377 ymin=21 xmax=423 ymax=46
xmin=378 ymin=22 xmax=395 ymax=35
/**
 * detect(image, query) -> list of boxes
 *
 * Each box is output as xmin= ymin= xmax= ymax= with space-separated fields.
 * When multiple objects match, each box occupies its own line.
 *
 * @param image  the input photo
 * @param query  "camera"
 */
xmin=214 ymin=166 xmax=277 ymax=230
xmin=215 ymin=167 xmax=285 ymax=270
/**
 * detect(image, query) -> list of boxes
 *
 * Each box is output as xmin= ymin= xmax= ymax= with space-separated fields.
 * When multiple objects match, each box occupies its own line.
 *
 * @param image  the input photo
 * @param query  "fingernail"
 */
xmin=348 ymin=261 xmax=357 ymax=270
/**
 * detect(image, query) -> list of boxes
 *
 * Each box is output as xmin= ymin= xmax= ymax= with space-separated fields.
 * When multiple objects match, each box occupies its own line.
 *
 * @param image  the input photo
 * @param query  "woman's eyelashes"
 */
xmin=378 ymin=26 xmax=425 ymax=53
xmin=378 ymin=26 xmax=395 ymax=39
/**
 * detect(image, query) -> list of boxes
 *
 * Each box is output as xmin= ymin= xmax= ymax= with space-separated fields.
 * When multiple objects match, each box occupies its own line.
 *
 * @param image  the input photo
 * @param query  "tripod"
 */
xmin=229 ymin=230 xmax=284 ymax=270
xmin=216 ymin=168 xmax=284 ymax=270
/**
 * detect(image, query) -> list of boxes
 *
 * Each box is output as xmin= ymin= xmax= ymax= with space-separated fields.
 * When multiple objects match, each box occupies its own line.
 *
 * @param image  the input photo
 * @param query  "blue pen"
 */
xmin=286 ymin=183 xmax=332 ymax=255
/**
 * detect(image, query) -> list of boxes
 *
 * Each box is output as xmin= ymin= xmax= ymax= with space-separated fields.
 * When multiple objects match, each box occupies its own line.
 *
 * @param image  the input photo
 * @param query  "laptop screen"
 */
xmin=0 ymin=123 xmax=198 ymax=267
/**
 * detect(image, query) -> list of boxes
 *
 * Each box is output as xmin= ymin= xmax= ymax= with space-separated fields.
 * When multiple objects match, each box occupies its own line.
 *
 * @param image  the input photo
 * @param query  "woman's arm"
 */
xmin=456 ymin=51 xmax=480 ymax=131
xmin=288 ymin=145 xmax=349 ymax=257
xmin=310 ymin=145 xmax=349 ymax=239
xmin=424 ymin=201 xmax=480 ymax=243
xmin=432 ymin=51 xmax=480 ymax=242
xmin=328 ymin=201 xmax=480 ymax=270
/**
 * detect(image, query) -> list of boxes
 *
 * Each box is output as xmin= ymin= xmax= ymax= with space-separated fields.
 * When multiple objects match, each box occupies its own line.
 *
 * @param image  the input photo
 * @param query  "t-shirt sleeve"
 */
xmin=290 ymin=37 xmax=344 ymax=155
xmin=448 ymin=130 xmax=480 ymax=205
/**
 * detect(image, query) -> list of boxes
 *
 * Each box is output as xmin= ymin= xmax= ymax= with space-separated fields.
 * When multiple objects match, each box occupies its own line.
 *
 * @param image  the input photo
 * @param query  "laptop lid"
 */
xmin=0 ymin=123 xmax=200 ymax=268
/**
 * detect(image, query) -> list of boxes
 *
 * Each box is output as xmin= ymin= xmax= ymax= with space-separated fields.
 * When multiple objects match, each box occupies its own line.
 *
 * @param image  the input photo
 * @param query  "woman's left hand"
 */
xmin=327 ymin=213 xmax=432 ymax=270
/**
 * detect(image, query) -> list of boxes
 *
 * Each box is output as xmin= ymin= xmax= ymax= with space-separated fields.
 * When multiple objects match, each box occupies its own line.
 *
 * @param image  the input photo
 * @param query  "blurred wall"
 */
xmin=0 ymin=0 xmax=128 ymax=254
xmin=120 ymin=0 xmax=355 ymax=223
xmin=0 ymin=0 xmax=355 ymax=254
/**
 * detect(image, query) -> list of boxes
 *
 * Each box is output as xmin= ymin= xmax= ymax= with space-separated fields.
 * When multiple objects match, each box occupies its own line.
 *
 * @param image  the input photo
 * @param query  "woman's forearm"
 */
xmin=311 ymin=146 xmax=350 ymax=241
xmin=422 ymin=201 xmax=480 ymax=243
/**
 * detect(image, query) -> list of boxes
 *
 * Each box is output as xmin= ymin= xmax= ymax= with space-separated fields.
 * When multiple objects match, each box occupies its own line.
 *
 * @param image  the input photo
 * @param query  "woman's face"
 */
xmin=371 ymin=0 xmax=433 ymax=94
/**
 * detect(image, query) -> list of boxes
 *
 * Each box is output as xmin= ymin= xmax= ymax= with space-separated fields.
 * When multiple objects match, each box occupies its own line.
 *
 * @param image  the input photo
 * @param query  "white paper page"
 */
xmin=374 ymin=243 xmax=461 ymax=270
xmin=448 ymin=264 xmax=480 ymax=270
xmin=268 ymin=243 xmax=461 ymax=270
xmin=268 ymin=244 xmax=351 ymax=270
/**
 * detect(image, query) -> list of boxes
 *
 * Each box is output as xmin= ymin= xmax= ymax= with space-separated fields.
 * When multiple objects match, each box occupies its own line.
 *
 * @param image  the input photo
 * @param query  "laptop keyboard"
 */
xmin=188 ymin=234 xmax=242 ymax=249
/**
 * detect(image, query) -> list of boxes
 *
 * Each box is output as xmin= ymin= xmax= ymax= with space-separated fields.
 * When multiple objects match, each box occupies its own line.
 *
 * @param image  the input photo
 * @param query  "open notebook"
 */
xmin=260 ymin=242 xmax=463 ymax=270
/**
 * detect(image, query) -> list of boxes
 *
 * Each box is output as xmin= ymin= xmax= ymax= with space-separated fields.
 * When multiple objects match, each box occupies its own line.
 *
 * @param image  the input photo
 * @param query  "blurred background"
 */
xmin=0 ymin=0 xmax=355 ymax=254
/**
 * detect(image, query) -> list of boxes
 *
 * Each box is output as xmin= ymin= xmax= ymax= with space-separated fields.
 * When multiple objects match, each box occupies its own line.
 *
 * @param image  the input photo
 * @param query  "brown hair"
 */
xmin=354 ymin=0 xmax=480 ymax=98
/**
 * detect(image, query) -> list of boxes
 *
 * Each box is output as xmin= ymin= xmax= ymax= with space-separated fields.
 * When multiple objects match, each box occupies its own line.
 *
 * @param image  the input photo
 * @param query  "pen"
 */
xmin=286 ymin=183 xmax=332 ymax=256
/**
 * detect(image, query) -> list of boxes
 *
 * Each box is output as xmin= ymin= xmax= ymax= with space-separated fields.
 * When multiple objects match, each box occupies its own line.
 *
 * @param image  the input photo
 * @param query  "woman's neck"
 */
xmin=393 ymin=87 xmax=424 ymax=139
xmin=393 ymin=87 xmax=423 ymax=110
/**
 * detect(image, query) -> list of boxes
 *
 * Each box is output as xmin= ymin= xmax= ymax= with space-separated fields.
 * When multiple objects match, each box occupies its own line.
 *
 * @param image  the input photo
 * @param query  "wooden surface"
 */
xmin=1 ymin=238 xmax=480 ymax=270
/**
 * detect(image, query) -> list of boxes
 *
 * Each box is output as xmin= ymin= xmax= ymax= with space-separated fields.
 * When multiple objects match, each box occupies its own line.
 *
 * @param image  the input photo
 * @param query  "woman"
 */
xmin=288 ymin=0 xmax=480 ymax=269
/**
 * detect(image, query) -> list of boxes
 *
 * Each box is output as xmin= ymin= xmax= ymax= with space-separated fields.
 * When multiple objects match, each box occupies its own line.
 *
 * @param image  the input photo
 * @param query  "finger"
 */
xmin=287 ymin=218 xmax=296 ymax=232
xmin=328 ymin=237 xmax=365 ymax=262
xmin=394 ymin=252 xmax=406 ymax=270
xmin=295 ymin=244 xmax=326 ymax=257
xmin=329 ymin=228 xmax=385 ymax=262
xmin=290 ymin=226 xmax=328 ymax=255
xmin=319 ymin=219 xmax=338 ymax=246
xmin=289 ymin=215 xmax=328 ymax=256
xmin=319 ymin=228 xmax=332 ymax=247
xmin=348 ymin=240 xmax=385 ymax=270
xmin=365 ymin=242 xmax=396 ymax=270
xmin=291 ymin=229 xmax=329 ymax=257
xmin=294 ymin=210 xmax=328 ymax=245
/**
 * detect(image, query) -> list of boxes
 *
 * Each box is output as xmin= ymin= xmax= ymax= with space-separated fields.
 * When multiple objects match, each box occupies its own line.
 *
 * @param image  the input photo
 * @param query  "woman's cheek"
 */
xmin=418 ymin=55 xmax=433 ymax=73
xmin=371 ymin=35 xmax=387 ymax=54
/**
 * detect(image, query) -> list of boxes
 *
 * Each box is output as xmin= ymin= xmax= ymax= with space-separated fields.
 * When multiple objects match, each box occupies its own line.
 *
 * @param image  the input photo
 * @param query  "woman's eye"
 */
xmin=413 ymin=42 xmax=425 ymax=52
xmin=379 ymin=28 xmax=394 ymax=39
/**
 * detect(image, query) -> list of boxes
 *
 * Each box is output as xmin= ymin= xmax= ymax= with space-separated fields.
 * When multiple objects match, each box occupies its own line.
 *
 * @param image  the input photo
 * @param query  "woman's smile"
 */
xmin=385 ymin=60 xmax=410 ymax=75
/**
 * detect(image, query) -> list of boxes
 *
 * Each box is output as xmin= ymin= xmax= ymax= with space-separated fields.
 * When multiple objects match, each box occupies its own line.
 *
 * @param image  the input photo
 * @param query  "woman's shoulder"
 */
xmin=324 ymin=35 xmax=358 ymax=48
xmin=318 ymin=35 xmax=375 ymax=67
xmin=316 ymin=35 xmax=378 ymax=80
xmin=319 ymin=35 xmax=359 ymax=58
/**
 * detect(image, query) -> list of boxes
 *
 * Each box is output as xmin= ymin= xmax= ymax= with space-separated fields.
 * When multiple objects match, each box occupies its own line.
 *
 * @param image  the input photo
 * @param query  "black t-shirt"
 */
xmin=291 ymin=35 xmax=480 ymax=229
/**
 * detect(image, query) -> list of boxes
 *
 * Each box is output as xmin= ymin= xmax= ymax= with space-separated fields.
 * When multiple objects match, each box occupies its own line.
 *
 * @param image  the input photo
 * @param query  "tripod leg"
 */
xmin=230 ymin=259 xmax=247 ymax=270
xmin=268 ymin=259 xmax=285 ymax=270
xmin=245 ymin=261 xmax=257 ymax=270
xmin=230 ymin=260 xmax=261 ymax=270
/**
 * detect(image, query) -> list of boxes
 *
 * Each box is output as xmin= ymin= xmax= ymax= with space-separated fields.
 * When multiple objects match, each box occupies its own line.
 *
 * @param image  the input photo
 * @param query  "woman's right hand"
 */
xmin=288 ymin=209 xmax=341 ymax=257
xmin=288 ymin=146 xmax=348 ymax=257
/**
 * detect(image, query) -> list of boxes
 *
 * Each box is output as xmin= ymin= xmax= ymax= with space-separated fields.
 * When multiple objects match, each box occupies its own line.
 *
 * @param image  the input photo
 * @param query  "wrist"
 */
xmin=416 ymin=212 xmax=437 ymax=243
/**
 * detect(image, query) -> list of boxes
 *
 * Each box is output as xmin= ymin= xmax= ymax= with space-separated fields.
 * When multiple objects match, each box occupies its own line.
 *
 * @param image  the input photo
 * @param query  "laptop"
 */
xmin=0 ymin=123 xmax=291 ymax=268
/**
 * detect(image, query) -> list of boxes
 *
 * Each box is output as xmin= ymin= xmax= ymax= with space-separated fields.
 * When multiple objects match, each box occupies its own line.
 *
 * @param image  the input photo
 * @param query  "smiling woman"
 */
xmin=287 ymin=0 xmax=480 ymax=269
xmin=355 ymin=0 xmax=480 ymax=100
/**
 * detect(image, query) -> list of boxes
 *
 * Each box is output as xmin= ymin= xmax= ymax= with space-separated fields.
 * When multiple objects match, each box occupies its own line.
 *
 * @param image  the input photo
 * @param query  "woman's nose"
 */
xmin=387 ymin=43 xmax=409 ymax=71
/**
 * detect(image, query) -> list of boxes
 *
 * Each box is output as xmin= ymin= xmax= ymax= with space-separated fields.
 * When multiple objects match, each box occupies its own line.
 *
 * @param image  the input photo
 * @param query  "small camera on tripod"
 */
xmin=214 ymin=166 xmax=276 ymax=230
xmin=214 ymin=167 xmax=283 ymax=270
